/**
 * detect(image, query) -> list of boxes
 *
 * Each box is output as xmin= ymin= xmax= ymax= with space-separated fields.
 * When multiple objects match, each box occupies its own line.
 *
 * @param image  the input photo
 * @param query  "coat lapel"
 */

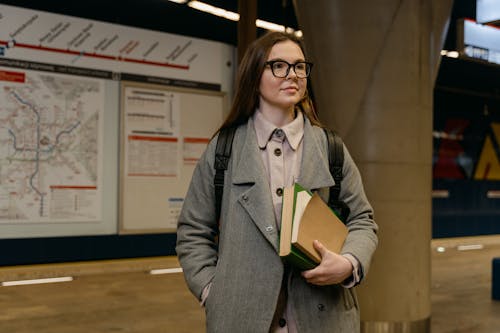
xmin=232 ymin=119 xmax=279 ymax=250
xmin=296 ymin=119 xmax=335 ymax=191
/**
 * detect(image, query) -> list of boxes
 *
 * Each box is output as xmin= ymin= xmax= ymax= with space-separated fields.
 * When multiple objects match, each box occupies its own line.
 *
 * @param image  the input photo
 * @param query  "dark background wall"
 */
xmin=433 ymin=56 xmax=500 ymax=237
xmin=432 ymin=0 xmax=500 ymax=237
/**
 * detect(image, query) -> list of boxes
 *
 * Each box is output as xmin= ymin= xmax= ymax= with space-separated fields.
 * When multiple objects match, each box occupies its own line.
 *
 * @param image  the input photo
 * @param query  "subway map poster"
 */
xmin=0 ymin=66 xmax=104 ymax=223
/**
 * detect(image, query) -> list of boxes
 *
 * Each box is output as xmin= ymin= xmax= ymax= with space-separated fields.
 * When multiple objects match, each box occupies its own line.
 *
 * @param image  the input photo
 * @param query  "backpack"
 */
xmin=214 ymin=126 xmax=350 ymax=223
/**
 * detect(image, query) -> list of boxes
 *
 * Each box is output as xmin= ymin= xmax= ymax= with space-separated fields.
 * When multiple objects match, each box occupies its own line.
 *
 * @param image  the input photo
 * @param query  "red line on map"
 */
xmin=128 ymin=173 xmax=176 ymax=177
xmin=183 ymin=137 xmax=210 ymax=144
xmin=0 ymin=40 xmax=189 ymax=70
xmin=122 ymin=57 xmax=189 ymax=69
xmin=88 ymin=52 xmax=116 ymax=60
xmin=50 ymin=185 xmax=97 ymax=190
xmin=16 ymin=42 xmax=80 ymax=55
xmin=128 ymin=135 xmax=178 ymax=142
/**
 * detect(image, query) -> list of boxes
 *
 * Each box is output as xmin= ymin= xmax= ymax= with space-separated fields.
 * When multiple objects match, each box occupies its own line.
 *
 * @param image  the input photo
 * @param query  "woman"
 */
xmin=176 ymin=31 xmax=378 ymax=332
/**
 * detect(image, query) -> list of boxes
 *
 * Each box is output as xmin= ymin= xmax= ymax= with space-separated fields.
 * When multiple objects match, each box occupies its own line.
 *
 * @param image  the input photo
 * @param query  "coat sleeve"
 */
xmin=176 ymin=136 xmax=219 ymax=301
xmin=339 ymin=144 xmax=379 ymax=281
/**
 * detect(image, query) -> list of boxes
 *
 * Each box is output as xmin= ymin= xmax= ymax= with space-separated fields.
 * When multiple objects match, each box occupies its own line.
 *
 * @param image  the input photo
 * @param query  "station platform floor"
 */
xmin=1 ymin=235 xmax=499 ymax=333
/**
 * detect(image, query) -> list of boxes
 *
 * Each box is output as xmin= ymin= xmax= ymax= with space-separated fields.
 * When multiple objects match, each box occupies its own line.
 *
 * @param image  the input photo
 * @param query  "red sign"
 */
xmin=0 ymin=70 xmax=25 ymax=83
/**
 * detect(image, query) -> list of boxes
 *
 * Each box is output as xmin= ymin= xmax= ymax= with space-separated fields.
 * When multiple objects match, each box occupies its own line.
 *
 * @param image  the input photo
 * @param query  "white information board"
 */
xmin=119 ymin=81 xmax=226 ymax=233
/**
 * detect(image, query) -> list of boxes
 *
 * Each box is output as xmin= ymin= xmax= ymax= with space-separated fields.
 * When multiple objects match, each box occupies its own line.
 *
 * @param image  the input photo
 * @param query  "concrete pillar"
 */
xmin=293 ymin=1 xmax=453 ymax=331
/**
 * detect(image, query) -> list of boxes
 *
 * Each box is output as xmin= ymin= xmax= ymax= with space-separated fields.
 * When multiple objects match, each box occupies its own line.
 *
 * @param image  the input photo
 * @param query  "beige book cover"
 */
xmin=291 ymin=192 xmax=348 ymax=263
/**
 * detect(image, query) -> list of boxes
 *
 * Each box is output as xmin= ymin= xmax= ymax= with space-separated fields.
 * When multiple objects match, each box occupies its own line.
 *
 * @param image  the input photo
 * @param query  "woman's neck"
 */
xmin=259 ymin=105 xmax=295 ymax=127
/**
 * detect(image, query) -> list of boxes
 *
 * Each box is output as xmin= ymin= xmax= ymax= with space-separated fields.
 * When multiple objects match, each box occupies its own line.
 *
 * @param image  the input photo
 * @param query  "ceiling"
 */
xmin=0 ymin=1 xmax=480 ymax=49
xmin=1 ymin=0 xmax=497 ymax=95
xmin=0 ymin=0 xmax=299 ymax=46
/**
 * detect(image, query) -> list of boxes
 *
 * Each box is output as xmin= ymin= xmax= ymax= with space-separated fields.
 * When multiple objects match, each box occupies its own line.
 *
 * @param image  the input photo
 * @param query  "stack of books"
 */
xmin=279 ymin=183 xmax=348 ymax=270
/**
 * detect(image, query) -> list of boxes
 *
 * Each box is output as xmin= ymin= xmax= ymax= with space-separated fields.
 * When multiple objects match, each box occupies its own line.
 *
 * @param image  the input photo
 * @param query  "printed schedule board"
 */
xmin=119 ymin=81 xmax=226 ymax=233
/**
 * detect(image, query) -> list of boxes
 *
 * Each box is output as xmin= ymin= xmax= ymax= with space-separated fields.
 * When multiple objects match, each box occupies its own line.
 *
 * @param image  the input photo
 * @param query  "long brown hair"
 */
xmin=216 ymin=31 xmax=322 ymax=134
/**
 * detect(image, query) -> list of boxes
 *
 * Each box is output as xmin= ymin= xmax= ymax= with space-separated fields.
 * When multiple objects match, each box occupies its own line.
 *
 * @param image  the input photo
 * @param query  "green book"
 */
xmin=286 ymin=244 xmax=317 ymax=271
xmin=279 ymin=183 xmax=348 ymax=270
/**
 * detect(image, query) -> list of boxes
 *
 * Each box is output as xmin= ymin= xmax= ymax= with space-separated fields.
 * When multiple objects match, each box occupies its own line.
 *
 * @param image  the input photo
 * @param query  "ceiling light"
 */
xmin=186 ymin=1 xmax=302 ymax=36
xmin=441 ymin=50 xmax=460 ymax=58
xmin=256 ymin=19 xmax=286 ymax=32
xmin=188 ymin=1 xmax=240 ymax=21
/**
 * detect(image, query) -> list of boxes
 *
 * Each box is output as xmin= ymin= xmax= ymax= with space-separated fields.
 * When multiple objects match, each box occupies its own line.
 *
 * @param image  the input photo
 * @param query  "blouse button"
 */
xmin=276 ymin=188 xmax=283 ymax=197
xmin=274 ymin=129 xmax=284 ymax=138
xmin=274 ymin=148 xmax=282 ymax=156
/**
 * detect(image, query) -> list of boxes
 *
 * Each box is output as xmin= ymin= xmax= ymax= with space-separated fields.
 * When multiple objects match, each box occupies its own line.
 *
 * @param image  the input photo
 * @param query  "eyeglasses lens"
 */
xmin=271 ymin=61 xmax=310 ymax=78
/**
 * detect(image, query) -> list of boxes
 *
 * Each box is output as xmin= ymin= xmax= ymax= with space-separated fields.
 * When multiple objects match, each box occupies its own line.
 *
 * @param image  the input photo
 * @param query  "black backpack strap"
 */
xmin=324 ymin=128 xmax=350 ymax=222
xmin=214 ymin=126 xmax=236 ymax=222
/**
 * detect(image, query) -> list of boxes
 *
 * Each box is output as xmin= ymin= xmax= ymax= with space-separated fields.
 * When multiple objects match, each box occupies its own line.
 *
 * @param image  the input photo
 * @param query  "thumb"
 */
xmin=313 ymin=240 xmax=327 ymax=258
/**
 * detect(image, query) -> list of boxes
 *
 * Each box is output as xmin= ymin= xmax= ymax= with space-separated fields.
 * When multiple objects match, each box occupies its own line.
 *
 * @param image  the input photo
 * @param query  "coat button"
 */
xmin=274 ymin=129 xmax=284 ymax=138
xmin=276 ymin=188 xmax=283 ymax=196
xmin=317 ymin=303 xmax=325 ymax=311
xmin=279 ymin=318 xmax=286 ymax=327
xmin=274 ymin=148 xmax=282 ymax=156
xmin=242 ymin=195 xmax=249 ymax=202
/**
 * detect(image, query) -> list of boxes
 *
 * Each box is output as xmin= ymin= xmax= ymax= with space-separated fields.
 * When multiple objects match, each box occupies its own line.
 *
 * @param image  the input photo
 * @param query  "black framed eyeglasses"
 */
xmin=265 ymin=60 xmax=313 ymax=78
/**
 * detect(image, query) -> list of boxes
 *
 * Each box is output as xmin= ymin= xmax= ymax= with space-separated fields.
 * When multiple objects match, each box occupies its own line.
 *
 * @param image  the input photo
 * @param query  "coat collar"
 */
xmin=232 ymin=116 xmax=335 ymax=190
xmin=253 ymin=109 xmax=304 ymax=151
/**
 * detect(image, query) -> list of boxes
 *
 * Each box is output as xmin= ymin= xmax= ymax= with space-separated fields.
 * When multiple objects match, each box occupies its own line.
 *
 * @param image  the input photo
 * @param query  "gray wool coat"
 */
xmin=176 ymin=116 xmax=378 ymax=333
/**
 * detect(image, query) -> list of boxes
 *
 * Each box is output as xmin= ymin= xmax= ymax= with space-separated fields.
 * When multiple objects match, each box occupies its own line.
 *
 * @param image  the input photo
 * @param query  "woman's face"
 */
xmin=259 ymin=40 xmax=308 ymax=112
